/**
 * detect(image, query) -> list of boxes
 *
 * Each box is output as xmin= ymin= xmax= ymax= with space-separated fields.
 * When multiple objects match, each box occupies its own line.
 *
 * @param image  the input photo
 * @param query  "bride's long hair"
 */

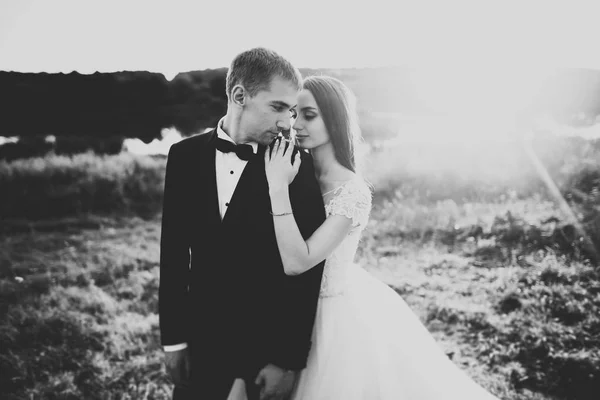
xmin=302 ymin=76 xmax=363 ymax=174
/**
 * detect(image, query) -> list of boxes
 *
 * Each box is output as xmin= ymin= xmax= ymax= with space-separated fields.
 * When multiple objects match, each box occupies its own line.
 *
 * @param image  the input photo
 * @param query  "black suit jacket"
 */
xmin=158 ymin=129 xmax=325 ymax=393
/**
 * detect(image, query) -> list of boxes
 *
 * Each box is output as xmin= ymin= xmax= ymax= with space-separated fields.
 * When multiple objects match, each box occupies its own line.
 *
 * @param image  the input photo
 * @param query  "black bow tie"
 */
xmin=215 ymin=137 xmax=255 ymax=161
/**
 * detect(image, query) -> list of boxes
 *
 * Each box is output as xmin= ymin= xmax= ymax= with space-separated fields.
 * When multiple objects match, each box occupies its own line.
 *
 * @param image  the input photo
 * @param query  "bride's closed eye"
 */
xmin=303 ymin=112 xmax=316 ymax=121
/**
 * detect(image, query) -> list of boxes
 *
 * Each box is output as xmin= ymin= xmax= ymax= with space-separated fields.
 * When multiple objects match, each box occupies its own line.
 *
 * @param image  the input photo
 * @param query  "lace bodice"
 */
xmin=320 ymin=177 xmax=372 ymax=297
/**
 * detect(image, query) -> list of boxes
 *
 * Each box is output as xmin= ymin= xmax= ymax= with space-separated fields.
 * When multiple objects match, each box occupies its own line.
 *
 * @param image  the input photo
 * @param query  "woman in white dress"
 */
xmin=263 ymin=75 xmax=502 ymax=400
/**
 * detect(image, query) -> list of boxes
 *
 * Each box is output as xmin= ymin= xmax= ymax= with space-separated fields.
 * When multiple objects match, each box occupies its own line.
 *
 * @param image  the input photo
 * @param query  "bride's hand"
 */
xmin=265 ymin=138 xmax=301 ymax=193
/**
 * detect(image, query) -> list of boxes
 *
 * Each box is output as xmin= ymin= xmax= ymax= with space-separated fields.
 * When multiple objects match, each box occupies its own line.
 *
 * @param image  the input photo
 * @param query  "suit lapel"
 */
xmin=195 ymin=129 xmax=222 ymax=230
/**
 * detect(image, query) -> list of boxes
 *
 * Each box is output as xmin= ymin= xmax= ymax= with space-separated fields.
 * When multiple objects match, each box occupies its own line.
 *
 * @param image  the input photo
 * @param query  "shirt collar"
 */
xmin=216 ymin=117 xmax=258 ymax=153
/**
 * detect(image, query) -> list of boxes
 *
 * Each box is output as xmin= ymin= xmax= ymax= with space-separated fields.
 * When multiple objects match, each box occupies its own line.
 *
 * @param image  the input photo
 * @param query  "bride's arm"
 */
xmin=270 ymin=187 xmax=353 ymax=276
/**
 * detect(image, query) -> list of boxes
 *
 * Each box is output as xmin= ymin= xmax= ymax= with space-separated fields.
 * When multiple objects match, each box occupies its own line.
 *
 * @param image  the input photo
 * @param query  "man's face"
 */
xmin=239 ymin=76 xmax=299 ymax=146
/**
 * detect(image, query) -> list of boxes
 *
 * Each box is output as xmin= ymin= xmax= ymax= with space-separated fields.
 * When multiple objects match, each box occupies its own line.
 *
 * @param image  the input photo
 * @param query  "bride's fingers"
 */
xmin=292 ymin=151 xmax=301 ymax=173
xmin=274 ymin=138 xmax=282 ymax=157
xmin=277 ymin=138 xmax=285 ymax=158
xmin=285 ymin=142 xmax=294 ymax=161
xmin=284 ymin=139 xmax=292 ymax=158
xmin=269 ymin=139 xmax=280 ymax=161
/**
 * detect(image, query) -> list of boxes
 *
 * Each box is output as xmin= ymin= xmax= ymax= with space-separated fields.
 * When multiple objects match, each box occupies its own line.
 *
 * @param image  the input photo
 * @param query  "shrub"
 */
xmin=0 ymin=152 xmax=165 ymax=219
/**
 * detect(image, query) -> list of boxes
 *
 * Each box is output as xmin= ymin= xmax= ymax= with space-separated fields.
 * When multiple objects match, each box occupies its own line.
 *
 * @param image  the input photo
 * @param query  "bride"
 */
xmin=263 ymin=75 xmax=501 ymax=399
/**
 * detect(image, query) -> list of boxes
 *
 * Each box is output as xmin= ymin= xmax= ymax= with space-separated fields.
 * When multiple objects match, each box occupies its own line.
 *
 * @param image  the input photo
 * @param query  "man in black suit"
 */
xmin=159 ymin=47 xmax=325 ymax=400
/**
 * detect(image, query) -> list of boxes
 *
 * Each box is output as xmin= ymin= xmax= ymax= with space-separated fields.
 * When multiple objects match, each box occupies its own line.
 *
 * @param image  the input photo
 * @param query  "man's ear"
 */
xmin=231 ymin=85 xmax=246 ymax=107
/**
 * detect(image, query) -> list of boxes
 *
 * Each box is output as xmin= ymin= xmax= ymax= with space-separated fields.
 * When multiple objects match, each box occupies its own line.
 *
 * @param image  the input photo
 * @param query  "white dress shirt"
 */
xmin=163 ymin=118 xmax=257 ymax=356
xmin=214 ymin=120 xmax=258 ymax=220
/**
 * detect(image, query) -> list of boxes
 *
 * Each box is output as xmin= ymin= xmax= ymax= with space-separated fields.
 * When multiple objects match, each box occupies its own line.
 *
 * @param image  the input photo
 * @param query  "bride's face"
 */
xmin=292 ymin=89 xmax=330 ymax=149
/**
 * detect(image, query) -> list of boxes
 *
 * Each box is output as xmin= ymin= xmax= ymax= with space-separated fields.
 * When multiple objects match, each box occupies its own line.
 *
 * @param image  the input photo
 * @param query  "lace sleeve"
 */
xmin=325 ymin=179 xmax=372 ymax=229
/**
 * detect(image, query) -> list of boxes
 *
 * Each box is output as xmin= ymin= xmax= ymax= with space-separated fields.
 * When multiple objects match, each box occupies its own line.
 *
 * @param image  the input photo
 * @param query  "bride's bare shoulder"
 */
xmin=332 ymin=166 xmax=356 ymax=182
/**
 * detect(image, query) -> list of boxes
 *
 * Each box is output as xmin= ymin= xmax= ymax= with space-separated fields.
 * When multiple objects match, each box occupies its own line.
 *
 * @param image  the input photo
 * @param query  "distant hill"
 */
xmin=1 ymin=66 xmax=599 ymax=141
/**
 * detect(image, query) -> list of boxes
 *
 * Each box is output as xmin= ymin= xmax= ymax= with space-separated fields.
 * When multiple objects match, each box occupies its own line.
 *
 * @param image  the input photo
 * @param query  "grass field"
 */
xmin=1 ymin=132 xmax=599 ymax=399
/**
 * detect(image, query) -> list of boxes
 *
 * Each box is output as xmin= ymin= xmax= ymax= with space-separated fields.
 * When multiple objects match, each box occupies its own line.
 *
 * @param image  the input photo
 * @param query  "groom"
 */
xmin=159 ymin=47 xmax=326 ymax=400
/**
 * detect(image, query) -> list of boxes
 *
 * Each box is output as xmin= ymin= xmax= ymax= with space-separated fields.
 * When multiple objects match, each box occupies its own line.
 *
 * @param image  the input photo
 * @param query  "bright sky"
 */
xmin=1 ymin=0 xmax=600 ymax=80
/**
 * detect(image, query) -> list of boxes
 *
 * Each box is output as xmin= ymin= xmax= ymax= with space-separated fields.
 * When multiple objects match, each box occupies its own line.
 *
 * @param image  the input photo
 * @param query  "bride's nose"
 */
xmin=292 ymin=119 xmax=302 ymax=132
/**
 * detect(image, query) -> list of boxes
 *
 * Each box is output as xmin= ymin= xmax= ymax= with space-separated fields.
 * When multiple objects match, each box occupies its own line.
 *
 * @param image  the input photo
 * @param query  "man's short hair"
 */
xmin=226 ymin=47 xmax=302 ymax=99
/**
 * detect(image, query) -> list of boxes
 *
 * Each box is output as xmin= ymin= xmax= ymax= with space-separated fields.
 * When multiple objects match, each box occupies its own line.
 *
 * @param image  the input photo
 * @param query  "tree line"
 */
xmin=0 ymin=66 xmax=599 ymax=144
xmin=0 ymin=69 xmax=227 ymax=142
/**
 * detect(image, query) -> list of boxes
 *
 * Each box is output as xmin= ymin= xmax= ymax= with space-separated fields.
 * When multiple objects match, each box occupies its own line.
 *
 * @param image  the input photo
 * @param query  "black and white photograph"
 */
xmin=1 ymin=1 xmax=599 ymax=399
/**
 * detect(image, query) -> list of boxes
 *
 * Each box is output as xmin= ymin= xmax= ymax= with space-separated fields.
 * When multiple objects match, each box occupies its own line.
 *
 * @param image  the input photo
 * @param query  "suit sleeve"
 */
xmin=158 ymin=142 xmax=192 ymax=346
xmin=269 ymin=150 xmax=326 ymax=370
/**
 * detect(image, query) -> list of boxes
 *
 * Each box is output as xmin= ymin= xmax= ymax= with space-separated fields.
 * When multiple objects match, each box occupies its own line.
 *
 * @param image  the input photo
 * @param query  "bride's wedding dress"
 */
xmin=291 ymin=177 xmax=501 ymax=400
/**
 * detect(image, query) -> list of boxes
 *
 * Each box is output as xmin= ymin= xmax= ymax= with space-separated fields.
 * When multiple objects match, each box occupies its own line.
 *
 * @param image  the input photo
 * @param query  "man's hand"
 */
xmin=254 ymin=364 xmax=298 ymax=400
xmin=164 ymin=347 xmax=191 ymax=388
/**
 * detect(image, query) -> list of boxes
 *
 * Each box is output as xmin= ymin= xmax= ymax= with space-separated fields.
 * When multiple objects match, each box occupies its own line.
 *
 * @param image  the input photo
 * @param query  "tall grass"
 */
xmin=0 ymin=152 xmax=165 ymax=220
xmin=1 ymin=126 xmax=599 ymax=221
xmin=364 ymin=134 xmax=600 ymax=203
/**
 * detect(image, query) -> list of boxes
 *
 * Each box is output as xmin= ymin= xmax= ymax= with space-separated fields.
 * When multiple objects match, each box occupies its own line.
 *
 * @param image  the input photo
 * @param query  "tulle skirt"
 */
xmin=291 ymin=266 xmax=501 ymax=400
